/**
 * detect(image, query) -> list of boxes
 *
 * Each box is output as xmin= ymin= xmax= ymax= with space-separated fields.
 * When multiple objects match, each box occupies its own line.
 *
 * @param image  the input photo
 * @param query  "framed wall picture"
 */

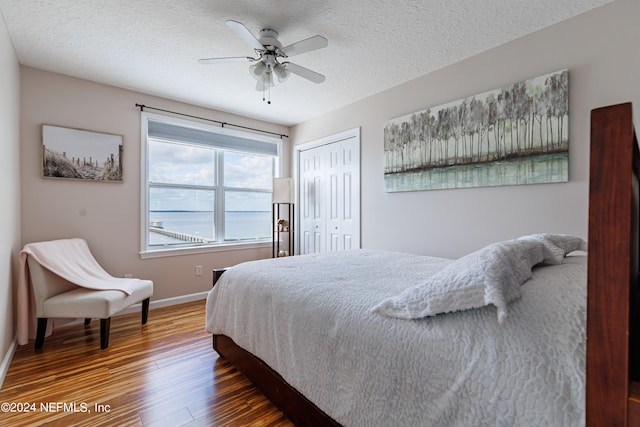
xmin=41 ymin=124 xmax=123 ymax=182
xmin=384 ymin=69 xmax=569 ymax=192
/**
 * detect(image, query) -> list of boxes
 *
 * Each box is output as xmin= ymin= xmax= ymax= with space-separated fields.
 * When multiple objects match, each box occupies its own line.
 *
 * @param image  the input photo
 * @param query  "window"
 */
xmin=141 ymin=112 xmax=281 ymax=256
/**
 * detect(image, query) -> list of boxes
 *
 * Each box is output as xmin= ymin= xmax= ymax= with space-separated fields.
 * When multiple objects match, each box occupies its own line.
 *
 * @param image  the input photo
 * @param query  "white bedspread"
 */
xmin=205 ymin=249 xmax=586 ymax=427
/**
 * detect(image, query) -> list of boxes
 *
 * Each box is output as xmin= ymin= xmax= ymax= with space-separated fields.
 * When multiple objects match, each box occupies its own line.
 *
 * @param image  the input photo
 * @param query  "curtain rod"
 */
xmin=135 ymin=103 xmax=288 ymax=139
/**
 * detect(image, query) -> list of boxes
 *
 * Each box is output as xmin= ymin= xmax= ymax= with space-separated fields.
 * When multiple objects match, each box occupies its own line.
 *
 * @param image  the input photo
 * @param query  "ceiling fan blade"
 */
xmin=280 ymin=35 xmax=328 ymax=57
xmin=198 ymin=56 xmax=253 ymax=65
xmin=284 ymin=62 xmax=325 ymax=83
xmin=226 ymin=20 xmax=263 ymax=51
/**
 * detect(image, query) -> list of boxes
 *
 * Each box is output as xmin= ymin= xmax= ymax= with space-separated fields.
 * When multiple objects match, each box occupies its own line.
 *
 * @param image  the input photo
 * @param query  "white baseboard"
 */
xmin=118 ymin=291 xmax=208 ymax=315
xmin=0 ymin=291 xmax=208 ymax=390
xmin=0 ymin=338 xmax=17 ymax=391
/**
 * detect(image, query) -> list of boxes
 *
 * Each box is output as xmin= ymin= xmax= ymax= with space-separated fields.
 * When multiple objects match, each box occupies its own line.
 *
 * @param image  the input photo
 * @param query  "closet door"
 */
xmin=300 ymin=146 xmax=326 ymax=254
xmin=297 ymin=129 xmax=360 ymax=255
xmin=326 ymin=136 xmax=359 ymax=251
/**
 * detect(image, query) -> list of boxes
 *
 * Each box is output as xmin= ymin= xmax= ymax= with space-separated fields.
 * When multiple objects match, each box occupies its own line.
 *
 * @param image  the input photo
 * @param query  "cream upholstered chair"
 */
xmin=25 ymin=248 xmax=153 ymax=350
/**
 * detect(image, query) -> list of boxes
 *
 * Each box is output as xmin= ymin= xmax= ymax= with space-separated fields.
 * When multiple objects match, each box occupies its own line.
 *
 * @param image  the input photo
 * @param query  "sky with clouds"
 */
xmin=148 ymin=139 xmax=273 ymax=211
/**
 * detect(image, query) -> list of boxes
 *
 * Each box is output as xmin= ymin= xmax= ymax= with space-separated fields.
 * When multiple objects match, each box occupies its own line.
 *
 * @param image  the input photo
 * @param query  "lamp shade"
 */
xmin=272 ymin=177 xmax=295 ymax=203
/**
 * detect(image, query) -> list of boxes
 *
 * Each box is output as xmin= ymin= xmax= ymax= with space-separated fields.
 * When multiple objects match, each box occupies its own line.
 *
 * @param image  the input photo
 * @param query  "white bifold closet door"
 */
xmin=298 ymin=129 xmax=360 ymax=254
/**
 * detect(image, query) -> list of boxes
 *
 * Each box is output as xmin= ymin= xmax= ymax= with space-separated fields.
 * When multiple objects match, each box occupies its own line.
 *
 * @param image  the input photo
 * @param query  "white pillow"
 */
xmin=372 ymin=235 xmax=585 ymax=323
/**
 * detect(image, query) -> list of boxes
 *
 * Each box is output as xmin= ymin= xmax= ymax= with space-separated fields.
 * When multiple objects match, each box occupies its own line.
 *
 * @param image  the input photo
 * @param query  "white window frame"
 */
xmin=140 ymin=112 xmax=282 ymax=259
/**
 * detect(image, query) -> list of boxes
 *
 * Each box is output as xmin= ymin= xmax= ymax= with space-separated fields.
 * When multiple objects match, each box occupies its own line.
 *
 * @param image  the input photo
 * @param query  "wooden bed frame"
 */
xmin=587 ymin=102 xmax=640 ymax=426
xmin=212 ymin=102 xmax=640 ymax=426
xmin=211 ymin=268 xmax=339 ymax=426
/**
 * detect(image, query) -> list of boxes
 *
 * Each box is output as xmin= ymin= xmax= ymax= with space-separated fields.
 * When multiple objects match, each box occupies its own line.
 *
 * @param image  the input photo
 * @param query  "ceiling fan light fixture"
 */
xmin=254 ymin=70 xmax=274 ymax=91
xmin=249 ymin=61 xmax=266 ymax=79
xmin=274 ymin=63 xmax=290 ymax=82
xmin=200 ymin=20 xmax=328 ymax=104
xmin=265 ymin=70 xmax=274 ymax=87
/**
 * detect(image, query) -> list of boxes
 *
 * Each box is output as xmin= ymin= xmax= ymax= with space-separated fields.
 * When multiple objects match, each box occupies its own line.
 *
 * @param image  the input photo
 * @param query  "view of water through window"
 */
xmin=145 ymin=118 xmax=278 ymax=250
xmin=148 ymin=210 xmax=270 ymax=245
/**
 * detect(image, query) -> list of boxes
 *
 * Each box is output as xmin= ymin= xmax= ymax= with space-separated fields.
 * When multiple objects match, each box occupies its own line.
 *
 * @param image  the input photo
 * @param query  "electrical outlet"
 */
xmin=195 ymin=265 xmax=203 ymax=276
xmin=124 ymin=273 xmax=133 ymax=278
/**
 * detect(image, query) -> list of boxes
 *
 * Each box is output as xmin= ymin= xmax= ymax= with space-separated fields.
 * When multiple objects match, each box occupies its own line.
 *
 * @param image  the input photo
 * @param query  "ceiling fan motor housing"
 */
xmin=258 ymin=29 xmax=282 ymax=52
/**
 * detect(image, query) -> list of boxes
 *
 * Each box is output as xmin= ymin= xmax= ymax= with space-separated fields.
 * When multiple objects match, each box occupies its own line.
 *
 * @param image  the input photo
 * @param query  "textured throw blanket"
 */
xmin=206 ymin=249 xmax=586 ymax=426
xmin=17 ymin=238 xmax=140 ymax=345
xmin=373 ymin=234 xmax=587 ymax=322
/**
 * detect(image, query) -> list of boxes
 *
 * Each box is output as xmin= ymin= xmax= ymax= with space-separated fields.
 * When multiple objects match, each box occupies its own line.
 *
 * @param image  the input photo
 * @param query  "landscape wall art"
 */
xmin=42 ymin=124 xmax=123 ymax=182
xmin=384 ymin=69 xmax=569 ymax=192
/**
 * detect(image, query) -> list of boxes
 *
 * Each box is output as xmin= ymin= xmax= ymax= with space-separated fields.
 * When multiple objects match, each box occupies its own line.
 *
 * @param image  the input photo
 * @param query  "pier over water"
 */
xmin=149 ymin=226 xmax=212 ymax=244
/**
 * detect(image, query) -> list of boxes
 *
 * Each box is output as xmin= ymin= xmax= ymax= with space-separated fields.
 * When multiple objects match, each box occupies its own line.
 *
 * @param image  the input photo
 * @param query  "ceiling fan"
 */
xmin=199 ymin=20 xmax=328 ymax=103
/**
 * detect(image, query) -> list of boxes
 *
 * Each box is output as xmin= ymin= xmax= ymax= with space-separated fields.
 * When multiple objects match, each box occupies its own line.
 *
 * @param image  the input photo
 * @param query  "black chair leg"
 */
xmin=35 ymin=318 xmax=47 ymax=349
xmin=84 ymin=318 xmax=91 ymax=326
xmin=100 ymin=318 xmax=111 ymax=349
xmin=142 ymin=297 xmax=150 ymax=325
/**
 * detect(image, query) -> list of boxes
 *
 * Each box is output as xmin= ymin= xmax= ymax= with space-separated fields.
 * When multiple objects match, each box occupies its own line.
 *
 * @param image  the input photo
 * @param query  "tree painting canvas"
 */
xmin=384 ymin=69 xmax=569 ymax=192
xmin=42 ymin=125 xmax=123 ymax=182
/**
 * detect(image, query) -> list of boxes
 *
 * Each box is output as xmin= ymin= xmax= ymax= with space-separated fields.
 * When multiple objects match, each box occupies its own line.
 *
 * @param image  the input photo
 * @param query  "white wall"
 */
xmin=291 ymin=0 xmax=640 ymax=259
xmin=20 ymin=67 xmax=290 ymax=301
xmin=0 ymin=13 xmax=21 ymax=373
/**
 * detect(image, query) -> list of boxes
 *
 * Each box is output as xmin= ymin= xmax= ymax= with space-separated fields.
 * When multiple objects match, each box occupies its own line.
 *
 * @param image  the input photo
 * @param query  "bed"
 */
xmin=205 ymin=102 xmax=639 ymax=426
xmin=586 ymin=102 xmax=640 ymax=426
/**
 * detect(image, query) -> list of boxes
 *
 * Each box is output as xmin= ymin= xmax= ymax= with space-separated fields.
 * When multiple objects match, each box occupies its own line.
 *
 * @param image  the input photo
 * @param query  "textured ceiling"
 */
xmin=0 ymin=0 xmax=613 ymax=126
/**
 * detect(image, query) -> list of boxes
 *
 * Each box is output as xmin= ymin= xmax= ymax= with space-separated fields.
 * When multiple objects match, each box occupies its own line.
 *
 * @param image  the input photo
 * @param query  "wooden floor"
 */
xmin=0 ymin=300 xmax=293 ymax=427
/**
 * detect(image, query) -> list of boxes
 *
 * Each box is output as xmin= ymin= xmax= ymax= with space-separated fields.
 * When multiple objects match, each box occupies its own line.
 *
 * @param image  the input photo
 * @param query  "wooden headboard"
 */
xmin=587 ymin=102 xmax=640 ymax=426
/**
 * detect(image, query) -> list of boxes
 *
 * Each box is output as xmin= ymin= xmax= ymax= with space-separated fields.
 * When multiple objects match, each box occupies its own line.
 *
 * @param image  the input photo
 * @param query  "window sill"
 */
xmin=139 ymin=240 xmax=271 ymax=259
